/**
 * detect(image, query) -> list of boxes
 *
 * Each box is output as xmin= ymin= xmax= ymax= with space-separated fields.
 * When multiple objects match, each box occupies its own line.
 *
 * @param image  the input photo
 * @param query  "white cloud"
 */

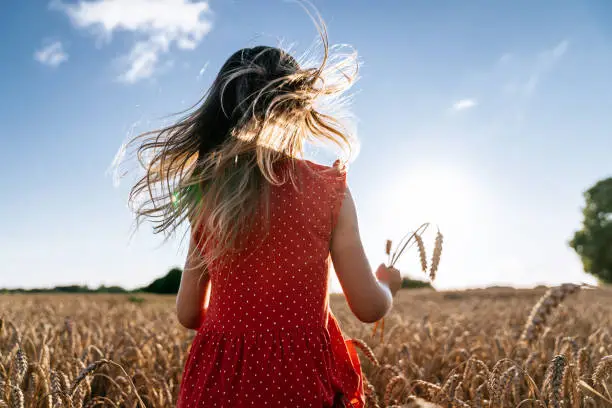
xmin=498 ymin=53 xmax=513 ymax=65
xmin=197 ymin=60 xmax=209 ymax=80
xmin=55 ymin=0 xmax=212 ymax=83
xmin=523 ymin=40 xmax=569 ymax=96
xmin=550 ymin=40 xmax=569 ymax=59
xmin=34 ymin=41 xmax=69 ymax=67
xmin=452 ymin=98 xmax=477 ymax=111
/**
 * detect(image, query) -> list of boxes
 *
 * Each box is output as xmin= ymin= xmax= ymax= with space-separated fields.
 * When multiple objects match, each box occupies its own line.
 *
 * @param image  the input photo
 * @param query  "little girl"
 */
xmin=127 ymin=33 xmax=401 ymax=408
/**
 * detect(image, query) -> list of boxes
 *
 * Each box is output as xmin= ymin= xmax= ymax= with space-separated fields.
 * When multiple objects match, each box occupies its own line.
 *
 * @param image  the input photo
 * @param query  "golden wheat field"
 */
xmin=1 ymin=286 xmax=611 ymax=408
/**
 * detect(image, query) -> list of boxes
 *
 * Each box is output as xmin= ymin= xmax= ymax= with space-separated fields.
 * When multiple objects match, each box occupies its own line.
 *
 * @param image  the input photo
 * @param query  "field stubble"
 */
xmin=1 ymin=286 xmax=611 ymax=407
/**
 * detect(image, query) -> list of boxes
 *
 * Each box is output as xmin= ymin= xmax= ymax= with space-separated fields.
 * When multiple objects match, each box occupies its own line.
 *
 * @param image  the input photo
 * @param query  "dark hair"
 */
xmin=195 ymin=46 xmax=302 ymax=157
xmin=124 ymin=22 xmax=358 ymax=266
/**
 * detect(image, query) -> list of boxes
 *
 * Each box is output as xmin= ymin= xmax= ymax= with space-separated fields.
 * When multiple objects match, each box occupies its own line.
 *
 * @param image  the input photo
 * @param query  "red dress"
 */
xmin=177 ymin=159 xmax=365 ymax=408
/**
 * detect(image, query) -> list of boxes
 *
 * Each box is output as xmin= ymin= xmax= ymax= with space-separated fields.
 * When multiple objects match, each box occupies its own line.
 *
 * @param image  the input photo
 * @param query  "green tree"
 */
xmin=569 ymin=177 xmax=612 ymax=284
xmin=96 ymin=285 xmax=128 ymax=294
xmin=53 ymin=285 xmax=90 ymax=293
xmin=141 ymin=267 xmax=183 ymax=294
xmin=400 ymin=277 xmax=433 ymax=290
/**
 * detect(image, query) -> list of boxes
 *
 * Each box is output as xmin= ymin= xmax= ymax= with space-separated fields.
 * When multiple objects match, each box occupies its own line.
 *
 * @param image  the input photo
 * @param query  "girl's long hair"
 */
xmin=125 ymin=18 xmax=358 ymax=266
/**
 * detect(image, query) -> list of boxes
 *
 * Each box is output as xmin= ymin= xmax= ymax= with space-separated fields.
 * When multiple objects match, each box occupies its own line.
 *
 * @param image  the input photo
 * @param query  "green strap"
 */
xmin=171 ymin=183 xmax=202 ymax=209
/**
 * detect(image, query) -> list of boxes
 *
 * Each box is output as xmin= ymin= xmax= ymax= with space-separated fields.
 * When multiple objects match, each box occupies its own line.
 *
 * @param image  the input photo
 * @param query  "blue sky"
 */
xmin=1 ymin=0 xmax=611 ymax=291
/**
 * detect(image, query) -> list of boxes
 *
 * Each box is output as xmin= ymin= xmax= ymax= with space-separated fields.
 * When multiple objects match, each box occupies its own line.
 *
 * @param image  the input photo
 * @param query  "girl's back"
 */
xmin=179 ymin=159 xmax=363 ymax=407
xmin=200 ymin=159 xmax=344 ymax=334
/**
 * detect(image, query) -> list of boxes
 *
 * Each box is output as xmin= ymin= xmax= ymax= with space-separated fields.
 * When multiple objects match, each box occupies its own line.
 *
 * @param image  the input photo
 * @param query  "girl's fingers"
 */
xmin=375 ymin=263 xmax=388 ymax=280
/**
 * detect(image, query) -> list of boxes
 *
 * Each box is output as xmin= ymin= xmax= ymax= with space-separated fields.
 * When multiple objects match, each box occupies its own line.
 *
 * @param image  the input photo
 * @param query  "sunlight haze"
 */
xmin=1 ymin=0 xmax=610 ymax=291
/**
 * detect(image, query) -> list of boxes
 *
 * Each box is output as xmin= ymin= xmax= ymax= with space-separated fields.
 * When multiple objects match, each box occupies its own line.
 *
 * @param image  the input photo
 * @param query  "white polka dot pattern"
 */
xmin=176 ymin=159 xmax=364 ymax=408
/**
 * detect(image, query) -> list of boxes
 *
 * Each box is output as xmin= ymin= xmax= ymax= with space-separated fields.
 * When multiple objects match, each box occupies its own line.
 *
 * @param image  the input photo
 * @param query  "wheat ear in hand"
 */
xmin=373 ymin=224 xmax=443 ymax=343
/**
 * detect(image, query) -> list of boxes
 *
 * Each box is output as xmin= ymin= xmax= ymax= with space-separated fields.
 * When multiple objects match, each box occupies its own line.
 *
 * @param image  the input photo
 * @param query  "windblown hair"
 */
xmin=126 ymin=21 xmax=358 ymax=266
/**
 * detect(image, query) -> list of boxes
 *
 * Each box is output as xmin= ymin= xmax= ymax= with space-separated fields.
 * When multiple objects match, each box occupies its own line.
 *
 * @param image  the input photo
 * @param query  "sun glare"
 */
xmin=385 ymin=164 xmax=479 ymax=231
xmin=354 ymin=161 xmax=492 ymax=290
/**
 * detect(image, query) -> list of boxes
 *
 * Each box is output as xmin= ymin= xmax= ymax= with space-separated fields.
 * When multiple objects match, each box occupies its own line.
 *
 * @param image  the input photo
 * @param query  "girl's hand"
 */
xmin=375 ymin=264 xmax=402 ymax=297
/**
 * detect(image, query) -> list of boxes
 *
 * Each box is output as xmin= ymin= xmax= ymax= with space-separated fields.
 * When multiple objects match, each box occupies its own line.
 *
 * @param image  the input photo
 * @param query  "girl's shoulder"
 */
xmin=298 ymin=159 xmax=347 ymax=205
xmin=300 ymin=158 xmax=347 ymax=176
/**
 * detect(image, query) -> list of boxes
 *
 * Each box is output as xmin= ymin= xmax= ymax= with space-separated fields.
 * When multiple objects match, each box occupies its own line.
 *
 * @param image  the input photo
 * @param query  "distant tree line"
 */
xmin=2 ymin=267 xmax=432 ymax=295
xmin=401 ymin=277 xmax=433 ymax=289
xmin=0 ymin=284 xmax=129 ymax=294
xmin=1 ymin=268 xmax=183 ymax=295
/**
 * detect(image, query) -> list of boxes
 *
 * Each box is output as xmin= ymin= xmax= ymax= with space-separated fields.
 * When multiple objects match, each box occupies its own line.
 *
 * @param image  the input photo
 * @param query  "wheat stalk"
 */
xmin=412 ymin=380 xmax=442 ymax=400
xmin=385 ymin=240 xmax=392 ymax=266
xmin=346 ymin=338 xmax=379 ymax=367
xmin=498 ymin=366 xmax=518 ymax=405
xmin=384 ymin=375 xmax=408 ymax=406
xmin=11 ymin=349 xmax=27 ymax=388
xmin=582 ymin=395 xmax=596 ymax=407
xmin=544 ymin=355 xmax=568 ymax=408
xmin=578 ymin=379 xmax=612 ymax=405
xmin=71 ymin=360 xmax=109 ymax=396
xmin=50 ymin=370 xmax=63 ymax=406
xmin=454 ymin=380 xmax=466 ymax=401
xmin=564 ymin=361 xmax=580 ymax=408
xmin=373 ymin=224 xmax=442 ymax=343
xmin=520 ymin=283 xmax=581 ymax=345
xmin=439 ymin=373 xmax=461 ymax=402
xmin=511 ymin=368 xmax=522 ymax=406
xmin=372 ymin=318 xmax=384 ymax=343
xmin=79 ymin=359 xmax=146 ymax=407
xmin=464 ymin=357 xmax=490 ymax=381
xmin=30 ymin=363 xmax=52 ymax=408
xmin=389 ymin=223 xmax=430 ymax=267
xmin=592 ymin=354 xmax=612 ymax=401
xmin=593 ymin=355 xmax=612 ymax=386
xmin=414 ymin=234 xmax=427 ymax=274
xmin=577 ymin=347 xmax=591 ymax=382
xmin=363 ymin=376 xmax=380 ymax=408
xmin=39 ymin=345 xmax=50 ymax=373
xmin=8 ymin=386 xmax=23 ymax=408
xmin=83 ymin=396 xmax=120 ymax=407
xmin=487 ymin=358 xmax=516 ymax=400
xmin=472 ymin=383 xmax=486 ymax=408
xmin=429 ymin=228 xmax=443 ymax=281
xmin=515 ymin=399 xmax=546 ymax=408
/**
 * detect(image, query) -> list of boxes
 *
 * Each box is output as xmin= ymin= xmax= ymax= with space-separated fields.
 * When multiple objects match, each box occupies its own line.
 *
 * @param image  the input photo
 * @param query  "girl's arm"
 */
xmin=330 ymin=187 xmax=401 ymax=323
xmin=176 ymin=231 xmax=211 ymax=330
